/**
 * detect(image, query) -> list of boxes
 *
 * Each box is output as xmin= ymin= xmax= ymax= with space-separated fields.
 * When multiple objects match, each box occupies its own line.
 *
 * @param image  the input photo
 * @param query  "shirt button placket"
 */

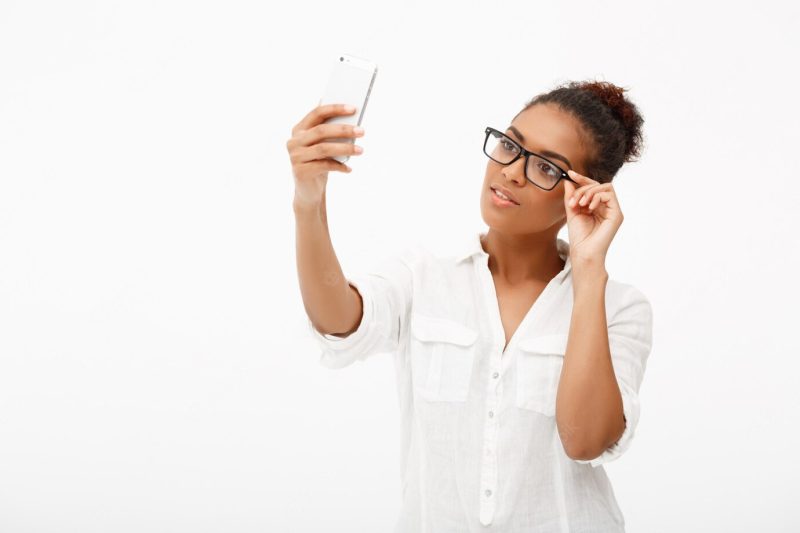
xmin=480 ymin=348 xmax=502 ymax=525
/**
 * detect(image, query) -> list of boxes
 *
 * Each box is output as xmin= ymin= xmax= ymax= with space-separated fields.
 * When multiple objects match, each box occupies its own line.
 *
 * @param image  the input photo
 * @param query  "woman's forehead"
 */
xmin=510 ymin=106 xmax=587 ymax=167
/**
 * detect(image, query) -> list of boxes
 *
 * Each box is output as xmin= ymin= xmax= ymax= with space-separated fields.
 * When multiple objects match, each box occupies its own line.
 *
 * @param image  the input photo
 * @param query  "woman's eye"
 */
xmin=500 ymin=140 xmax=516 ymax=151
xmin=538 ymin=162 xmax=557 ymax=176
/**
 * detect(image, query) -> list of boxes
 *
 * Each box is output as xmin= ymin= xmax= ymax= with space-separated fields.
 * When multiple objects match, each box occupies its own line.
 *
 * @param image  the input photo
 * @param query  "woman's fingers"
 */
xmin=579 ymin=185 xmax=602 ymax=205
xmin=588 ymin=191 xmax=611 ymax=210
xmin=566 ymin=171 xmax=601 ymax=198
xmin=588 ymin=192 xmax=603 ymax=210
xmin=569 ymin=184 xmax=618 ymax=213
xmin=288 ymin=104 xmax=360 ymax=205
xmin=293 ymin=122 xmax=364 ymax=149
xmin=304 ymin=141 xmax=363 ymax=162
xmin=292 ymin=103 xmax=356 ymax=136
xmin=567 ymin=169 xmax=597 ymax=182
xmin=287 ymin=104 xmax=364 ymax=167
xmin=569 ymin=183 xmax=607 ymax=207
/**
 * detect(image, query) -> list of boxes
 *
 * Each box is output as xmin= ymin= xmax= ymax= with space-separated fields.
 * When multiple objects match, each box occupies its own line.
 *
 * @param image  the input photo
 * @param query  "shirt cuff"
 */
xmin=306 ymin=277 xmax=375 ymax=369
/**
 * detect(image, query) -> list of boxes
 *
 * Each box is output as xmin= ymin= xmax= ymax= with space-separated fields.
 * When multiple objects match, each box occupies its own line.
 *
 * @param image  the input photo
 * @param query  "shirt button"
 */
xmin=488 ymin=410 xmax=494 ymax=418
xmin=485 ymin=489 xmax=492 ymax=497
xmin=492 ymin=372 xmax=499 ymax=379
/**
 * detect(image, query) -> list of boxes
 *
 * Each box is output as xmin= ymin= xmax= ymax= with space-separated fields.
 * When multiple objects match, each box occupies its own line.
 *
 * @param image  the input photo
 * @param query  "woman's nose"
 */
xmin=501 ymin=157 xmax=527 ymax=185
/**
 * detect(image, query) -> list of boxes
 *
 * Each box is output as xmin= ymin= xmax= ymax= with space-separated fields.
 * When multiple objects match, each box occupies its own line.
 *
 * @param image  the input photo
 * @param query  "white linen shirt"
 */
xmin=306 ymin=231 xmax=653 ymax=532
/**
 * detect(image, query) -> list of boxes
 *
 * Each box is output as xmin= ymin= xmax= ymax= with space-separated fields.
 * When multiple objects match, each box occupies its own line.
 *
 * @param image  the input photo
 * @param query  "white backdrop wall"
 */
xmin=1 ymin=1 xmax=798 ymax=531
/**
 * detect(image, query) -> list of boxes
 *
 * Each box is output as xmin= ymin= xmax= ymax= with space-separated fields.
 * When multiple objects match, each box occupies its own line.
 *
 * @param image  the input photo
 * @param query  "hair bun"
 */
xmin=520 ymin=79 xmax=646 ymax=181
xmin=579 ymin=81 xmax=644 ymax=163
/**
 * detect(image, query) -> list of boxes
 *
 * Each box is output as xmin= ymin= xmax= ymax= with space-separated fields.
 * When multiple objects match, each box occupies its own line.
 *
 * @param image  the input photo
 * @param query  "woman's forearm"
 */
xmin=555 ymin=264 xmax=624 ymax=460
xmin=294 ymin=192 xmax=362 ymax=337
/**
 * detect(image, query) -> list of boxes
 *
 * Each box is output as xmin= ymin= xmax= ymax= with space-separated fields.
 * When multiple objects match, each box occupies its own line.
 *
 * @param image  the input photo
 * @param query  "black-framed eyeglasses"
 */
xmin=483 ymin=127 xmax=578 ymax=191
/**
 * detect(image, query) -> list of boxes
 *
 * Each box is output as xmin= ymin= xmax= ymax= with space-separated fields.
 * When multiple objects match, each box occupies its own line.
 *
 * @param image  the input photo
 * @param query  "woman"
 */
xmin=289 ymin=80 xmax=653 ymax=532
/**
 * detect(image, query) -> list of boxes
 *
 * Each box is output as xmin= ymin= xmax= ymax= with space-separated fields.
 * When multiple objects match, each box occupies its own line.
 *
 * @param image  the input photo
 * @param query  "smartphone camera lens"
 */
xmin=339 ymin=57 xmax=344 ymax=61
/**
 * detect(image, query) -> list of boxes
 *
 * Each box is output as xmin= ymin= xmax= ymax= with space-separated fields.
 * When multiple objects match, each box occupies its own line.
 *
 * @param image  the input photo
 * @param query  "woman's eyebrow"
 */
xmin=507 ymin=125 xmax=573 ymax=170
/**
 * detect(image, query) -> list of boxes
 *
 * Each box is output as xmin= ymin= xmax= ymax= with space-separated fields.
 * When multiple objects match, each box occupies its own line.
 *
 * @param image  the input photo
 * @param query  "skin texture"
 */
xmin=480 ymin=103 xmax=627 ymax=462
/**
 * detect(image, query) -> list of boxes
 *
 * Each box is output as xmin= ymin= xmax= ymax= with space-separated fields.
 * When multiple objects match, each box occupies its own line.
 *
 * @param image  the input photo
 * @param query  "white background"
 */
xmin=1 ymin=1 xmax=799 ymax=531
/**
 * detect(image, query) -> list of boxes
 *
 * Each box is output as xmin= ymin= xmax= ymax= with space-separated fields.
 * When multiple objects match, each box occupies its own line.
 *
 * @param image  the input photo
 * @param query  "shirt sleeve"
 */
xmin=574 ymin=284 xmax=654 ymax=467
xmin=305 ymin=248 xmax=415 ymax=369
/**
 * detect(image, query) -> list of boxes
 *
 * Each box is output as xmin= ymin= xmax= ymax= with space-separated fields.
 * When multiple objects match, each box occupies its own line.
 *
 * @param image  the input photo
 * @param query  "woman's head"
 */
xmin=480 ymin=79 xmax=645 ymax=236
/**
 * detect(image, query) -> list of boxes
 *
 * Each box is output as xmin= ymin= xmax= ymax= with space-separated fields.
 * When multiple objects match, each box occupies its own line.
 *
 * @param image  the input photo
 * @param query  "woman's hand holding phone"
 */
xmin=287 ymin=103 xmax=365 ymax=211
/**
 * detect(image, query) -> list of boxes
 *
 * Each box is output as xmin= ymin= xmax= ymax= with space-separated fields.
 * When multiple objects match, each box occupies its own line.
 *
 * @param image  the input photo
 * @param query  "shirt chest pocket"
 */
xmin=409 ymin=313 xmax=479 ymax=402
xmin=515 ymin=334 xmax=569 ymax=416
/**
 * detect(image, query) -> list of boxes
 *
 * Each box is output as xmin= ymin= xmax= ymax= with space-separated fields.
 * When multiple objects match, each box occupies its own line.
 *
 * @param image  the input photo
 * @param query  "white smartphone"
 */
xmin=318 ymin=54 xmax=378 ymax=163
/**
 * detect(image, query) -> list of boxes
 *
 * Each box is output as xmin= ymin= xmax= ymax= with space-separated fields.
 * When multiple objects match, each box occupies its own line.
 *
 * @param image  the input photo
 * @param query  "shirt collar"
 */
xmin=455 ymin=231 xmax=572 ymax=279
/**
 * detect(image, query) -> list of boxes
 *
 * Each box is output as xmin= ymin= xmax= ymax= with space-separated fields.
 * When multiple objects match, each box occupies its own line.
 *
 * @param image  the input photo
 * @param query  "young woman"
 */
xmin=290 ymin=80 xmax=653 ymax=532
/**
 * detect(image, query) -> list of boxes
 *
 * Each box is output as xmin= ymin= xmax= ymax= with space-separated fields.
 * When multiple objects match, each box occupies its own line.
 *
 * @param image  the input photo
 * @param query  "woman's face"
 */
xmin=480 ymin=103 xmax=591 ymax=236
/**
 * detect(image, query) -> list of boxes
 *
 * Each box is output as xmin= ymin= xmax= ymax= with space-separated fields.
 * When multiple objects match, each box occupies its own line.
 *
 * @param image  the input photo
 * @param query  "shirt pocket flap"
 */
xmin=410 ymin=314 xmax=479 ymax=346
xmin=515 ymin=334 xmax=568 ymax=416
xmin=518 ymin=333 xmax=569 ymax=356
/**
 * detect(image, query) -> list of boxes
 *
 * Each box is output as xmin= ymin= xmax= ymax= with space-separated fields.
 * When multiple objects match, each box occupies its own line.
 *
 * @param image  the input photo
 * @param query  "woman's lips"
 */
xmin=490 ymin=187 xmax=518 ymax=207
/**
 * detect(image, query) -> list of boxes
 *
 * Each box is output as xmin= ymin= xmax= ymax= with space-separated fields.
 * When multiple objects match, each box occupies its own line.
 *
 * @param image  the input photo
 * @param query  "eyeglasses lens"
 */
xmin=484 ymin=130 xmax=562 ymax=190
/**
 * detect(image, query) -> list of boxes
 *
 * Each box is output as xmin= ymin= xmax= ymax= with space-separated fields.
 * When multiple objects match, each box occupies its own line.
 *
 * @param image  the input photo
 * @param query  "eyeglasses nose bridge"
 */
xmin=500 ymin=150 xmax=529 ymax=181
xmin=485 ymin=128 xmax=538 ymax=185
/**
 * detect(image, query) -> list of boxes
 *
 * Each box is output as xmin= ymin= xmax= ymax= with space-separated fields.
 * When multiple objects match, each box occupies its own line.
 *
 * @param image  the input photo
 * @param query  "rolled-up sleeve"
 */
xmin=306 ymin=249 xmax=415 ymax=369
xmin=575 ymin=285 xmax=654 ymax=467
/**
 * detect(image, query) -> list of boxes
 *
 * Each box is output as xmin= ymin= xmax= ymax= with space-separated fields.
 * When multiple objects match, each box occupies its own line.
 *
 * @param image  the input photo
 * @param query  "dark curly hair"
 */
xmin=513 ymin=79 xmax=645 ymax=184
